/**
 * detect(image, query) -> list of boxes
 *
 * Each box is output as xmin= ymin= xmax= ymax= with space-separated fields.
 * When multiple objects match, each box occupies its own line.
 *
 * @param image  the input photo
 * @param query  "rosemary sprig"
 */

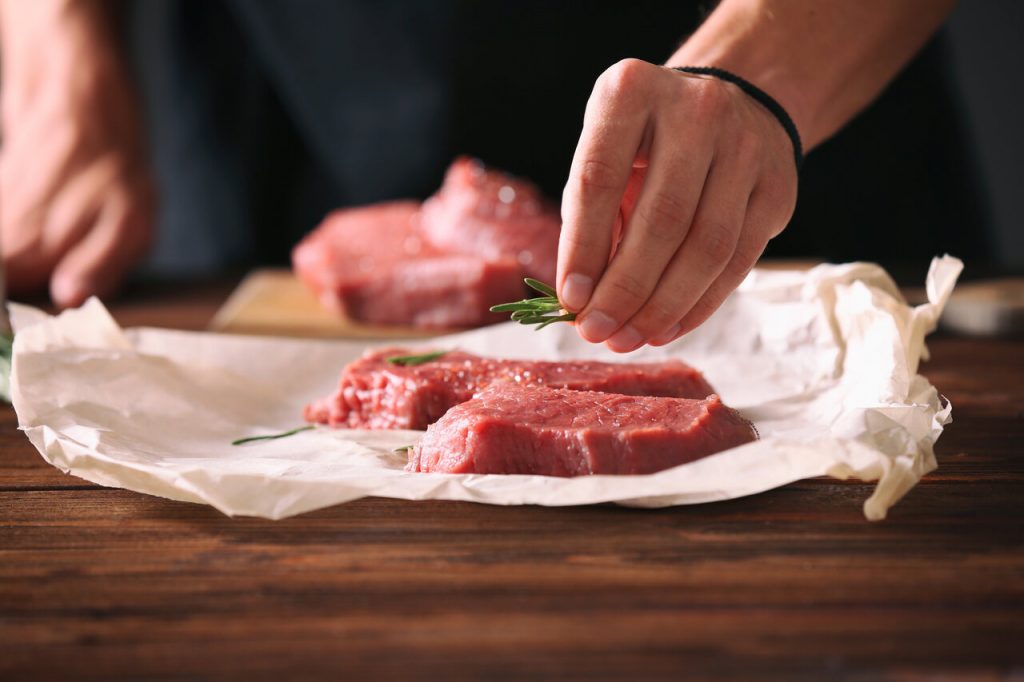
xmin=393 ymin=445 xmax=415 ymax=453
xmin=0 ymin=332 xmax=13 ymax=403
xmin=490 ymin=278 xmax=577 ymax=330
xmin=386 ymin=350 xmax=448 ymax=366
xmin=232 ymin=425 xmax=314 ymax=446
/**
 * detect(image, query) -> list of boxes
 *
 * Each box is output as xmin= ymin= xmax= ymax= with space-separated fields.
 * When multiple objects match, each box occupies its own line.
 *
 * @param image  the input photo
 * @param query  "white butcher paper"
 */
xmin=9 ymin=256 xmax=962 ymax=521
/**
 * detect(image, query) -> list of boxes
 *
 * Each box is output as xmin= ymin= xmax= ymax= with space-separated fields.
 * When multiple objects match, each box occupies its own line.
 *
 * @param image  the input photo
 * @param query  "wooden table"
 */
xmin=1 ymin=283 xmax=1022 ymax=681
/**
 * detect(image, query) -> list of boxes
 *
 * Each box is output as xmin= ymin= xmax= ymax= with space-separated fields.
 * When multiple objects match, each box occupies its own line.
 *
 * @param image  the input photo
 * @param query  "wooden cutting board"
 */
xmin=209 ymin=269 xmax=442 ymax=339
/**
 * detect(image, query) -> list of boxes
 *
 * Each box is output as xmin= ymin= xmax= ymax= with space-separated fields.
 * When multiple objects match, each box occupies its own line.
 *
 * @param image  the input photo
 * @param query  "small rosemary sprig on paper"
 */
xmin=232 ymin=425 xmax=314 ymax=446
xmin=490 ymin=278 xmax=576 ymax=330
xmin=386 ymin=350 xmax=448 ymax=366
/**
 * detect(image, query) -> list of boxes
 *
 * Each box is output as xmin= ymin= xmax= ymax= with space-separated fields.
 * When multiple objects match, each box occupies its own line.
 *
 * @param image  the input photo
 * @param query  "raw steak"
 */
xmin=407 ymin=385 xmax=757 ymax=476
xmin=419 ymin=157 xmax=561 ymax=283
xmin=304 ymin=348 xmax=715 ymax=430
xmin=292 ymin=202 xmax=523 ymax=328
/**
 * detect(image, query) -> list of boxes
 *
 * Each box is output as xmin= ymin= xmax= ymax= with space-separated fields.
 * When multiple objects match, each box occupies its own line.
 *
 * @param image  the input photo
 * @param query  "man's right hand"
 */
xmin=0 ymin=0 xmax=153 ymax=308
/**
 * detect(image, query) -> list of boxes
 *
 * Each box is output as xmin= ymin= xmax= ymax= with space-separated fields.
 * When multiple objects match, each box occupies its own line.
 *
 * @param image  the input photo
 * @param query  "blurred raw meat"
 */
xmin=292 ymin=158 xmax=560 ymax=328
xmin=292 ymin=202 xmax=521 ymax=328
xmin=419 ymin=157 xmax=560 ymax=283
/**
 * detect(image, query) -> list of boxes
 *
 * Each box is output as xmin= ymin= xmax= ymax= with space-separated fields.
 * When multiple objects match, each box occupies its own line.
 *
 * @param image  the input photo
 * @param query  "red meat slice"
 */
xmin=304 ymin=348 xmax=715 ymax=430
xmin=419 ymin=157 xmax=561 ymax=283
xmin=292 ymin=158 xmax=561 ymax=329
xmin=292 ymin=202 xmax=523 ymax=328
xmin=407 ymin=385 xmax=757 ymax=476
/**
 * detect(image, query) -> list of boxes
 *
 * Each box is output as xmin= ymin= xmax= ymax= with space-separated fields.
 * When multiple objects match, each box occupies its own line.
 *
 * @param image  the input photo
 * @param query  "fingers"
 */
xmin=50 ymin=180 xmax=152 ymax=308
xmin=606 ymin=147 xmax=752 ymax=351
xmin=43 ymin=154 xmax=121 ymax=255
xmin=2 ymin=112 xmax=84 ymax=235
xmin=574 ymin=112 xmax=714 ymax=348
xmin=1 ymin=114 xmax=86 ymax=293
xmin=557 ymin=59 xmax=655 ymax=313
xmin=647 ymin=236 xmax=762 ymax=346
xmin=42 ymin=156 xmax=124 ymax=307
xmin=3 ymin=148 xmax=152 ymax=306
xmin=2 ymin=152 xmax=120 ymax=297
xmin=2 ymin=141 xmax=152 ymax=308
xmin=648 ymin=186 xmax=790 ymax=347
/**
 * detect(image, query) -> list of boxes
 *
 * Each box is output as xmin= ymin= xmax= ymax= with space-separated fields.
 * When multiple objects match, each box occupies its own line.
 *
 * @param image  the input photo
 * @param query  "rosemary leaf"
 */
xmin=490 ymin=300 xmax=542 ymax=313
xmin=511 ymin=309 xmax=542 ymax=322
xmin=232 ymin=425 xmax=314 ymax=446
xmin=524 ymin=278 xmax=558 ymax=298
xmin=386 ymin=350 xmax=448 ymax=366
xmin=393 ymin=445 xmax=415 ymax=453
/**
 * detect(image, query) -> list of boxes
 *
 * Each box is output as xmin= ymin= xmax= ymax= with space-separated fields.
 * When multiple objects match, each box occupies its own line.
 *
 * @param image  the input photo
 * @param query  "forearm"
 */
xmin=1 ymin=0 xmax=123 ymax=130
xmin=668 ymin=0 xmax=957 ymax=150
xmin=0 ymin=0 xmax=111 ymax=70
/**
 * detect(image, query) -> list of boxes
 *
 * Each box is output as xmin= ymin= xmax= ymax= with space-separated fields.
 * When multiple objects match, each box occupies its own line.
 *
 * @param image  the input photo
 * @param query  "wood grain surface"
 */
xmin=1 ymin=282 xmax=1022 ymax=681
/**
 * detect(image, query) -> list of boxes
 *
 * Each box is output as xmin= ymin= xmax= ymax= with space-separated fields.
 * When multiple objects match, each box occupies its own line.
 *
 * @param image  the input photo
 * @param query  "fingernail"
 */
xmin=577 ymin=310 xmax=619 ymax=342
xmin=650 ymin=323 xmax=681 ymax=346
xmin=606 ymin=324 xmax=644 ymax=353
xmin=51 ymin=274 xmax=85 ymax=309
xmin=561 ymin=273 xmax=593 ymax=311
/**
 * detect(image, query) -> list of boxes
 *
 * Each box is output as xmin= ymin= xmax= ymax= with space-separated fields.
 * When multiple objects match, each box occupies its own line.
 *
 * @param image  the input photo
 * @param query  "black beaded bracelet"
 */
xmin=672 ymin=66 xmax=803 ymax=171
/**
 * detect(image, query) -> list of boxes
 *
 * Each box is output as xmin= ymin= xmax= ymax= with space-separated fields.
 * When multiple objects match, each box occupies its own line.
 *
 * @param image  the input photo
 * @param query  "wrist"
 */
xmin=671 ymin=66 xmax=803 ymax=171
xmin=666 ymin=4 xmax=818 ymax=149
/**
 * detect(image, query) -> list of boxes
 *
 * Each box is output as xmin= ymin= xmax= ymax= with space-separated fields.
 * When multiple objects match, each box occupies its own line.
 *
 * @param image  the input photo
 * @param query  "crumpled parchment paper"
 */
xmin=10 ymin=257 xmax=962 ymax=520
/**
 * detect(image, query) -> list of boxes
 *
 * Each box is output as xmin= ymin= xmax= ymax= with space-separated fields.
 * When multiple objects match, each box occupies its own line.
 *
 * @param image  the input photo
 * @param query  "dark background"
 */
xmin=946 ymin=0 xmax=1024 ymax=269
